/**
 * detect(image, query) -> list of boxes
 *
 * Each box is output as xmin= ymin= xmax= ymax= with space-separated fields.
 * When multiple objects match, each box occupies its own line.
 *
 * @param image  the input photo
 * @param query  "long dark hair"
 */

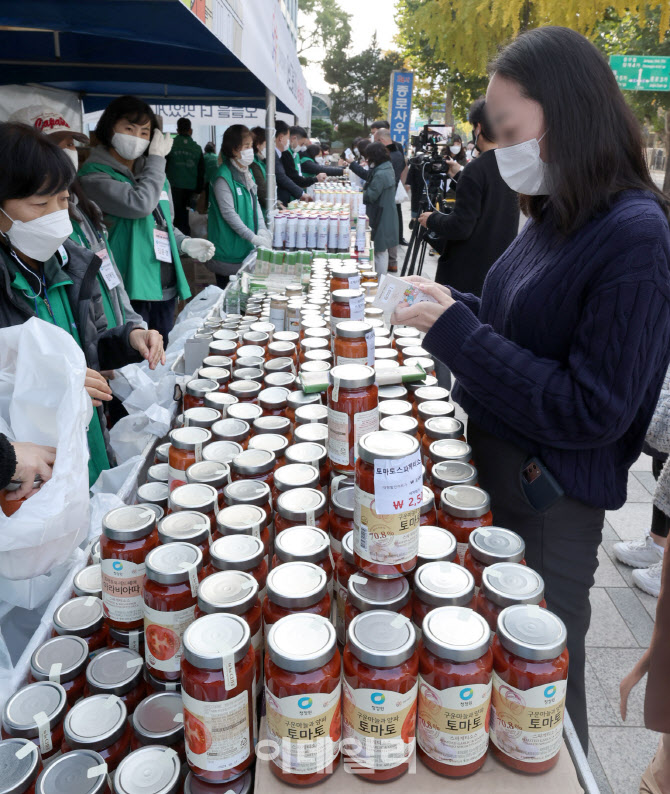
xmin=490 ymin=26 xmax=669 ymax=234
xmin=95 ymin=95 xmax=159 ymax=148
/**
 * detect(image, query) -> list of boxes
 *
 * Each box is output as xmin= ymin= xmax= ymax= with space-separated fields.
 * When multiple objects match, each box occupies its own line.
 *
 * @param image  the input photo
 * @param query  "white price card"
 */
xmin=373 ymin=449 xmax=423 ymax=515
xmin=349 ymin=294 xmax=366 ymax=322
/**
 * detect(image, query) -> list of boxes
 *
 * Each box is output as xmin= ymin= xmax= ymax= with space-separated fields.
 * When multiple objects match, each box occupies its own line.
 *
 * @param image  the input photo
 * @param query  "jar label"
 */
xmin=101 ymin=559 xmax=146 ymax=623
xmin=342 ymin=678 xmax=418 ymax=770
xmin=353 ymin=408 xmax=379 ymax=460
xmin=269 ymin=307 xmax=286 ymax=333
xmin=490 ymin=672 xmax=567 ymax=764
xmin=417 ymin=677 xmax=491 ymax=767
xmin=365 ymin=330 xmax=375 ymax=366
xmin=168 ymin=465 xmax=188 ymax=492
xmin=456 ymin=542 xmax=468 ymax=567
xmin=336 ymin=355 xmax=368 ymax=367
xmin=327 ymin=407 xmax=349 ymax=466
xmin=182 ymin=689 xmax=252 ymax=771
xmin=335 ymin=578 xmax=348 ymax=645
xmin=144 ymin=603 xmax=196 ymax=673
xmin=348 ymin=275 xmax=361 ymax=291
xmin=372 ymin=450 xmax=423 ymax=515
xmin=265 ymin=684 xmax=341 ymax=775
xmin=354 ymin=486 xmax=420 ymax=566
xmin=350 ymin=295 xmax=366 ymax=322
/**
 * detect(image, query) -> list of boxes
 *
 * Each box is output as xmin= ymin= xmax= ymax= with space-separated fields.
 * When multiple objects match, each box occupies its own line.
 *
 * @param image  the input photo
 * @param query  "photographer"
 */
xmin=419 ymin=98 xmax=519 ymax=296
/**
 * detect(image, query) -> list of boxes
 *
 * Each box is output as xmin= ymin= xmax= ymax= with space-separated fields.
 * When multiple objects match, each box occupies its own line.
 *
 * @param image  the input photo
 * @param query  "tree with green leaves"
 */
xmin=310 ymin=118 xmax=335 ymax=141
xmin=297 ymin=0 xmax=352 ymax=68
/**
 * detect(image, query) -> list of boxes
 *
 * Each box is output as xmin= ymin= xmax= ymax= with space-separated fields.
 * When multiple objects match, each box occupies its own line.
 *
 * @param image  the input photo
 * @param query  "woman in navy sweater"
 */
xmin=395 ymin=27 xmax=670 ymax=751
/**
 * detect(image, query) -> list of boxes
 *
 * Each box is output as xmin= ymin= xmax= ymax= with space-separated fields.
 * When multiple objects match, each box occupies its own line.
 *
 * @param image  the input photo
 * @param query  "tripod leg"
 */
xmin=400 ymin=223 xmax=419 ymax=278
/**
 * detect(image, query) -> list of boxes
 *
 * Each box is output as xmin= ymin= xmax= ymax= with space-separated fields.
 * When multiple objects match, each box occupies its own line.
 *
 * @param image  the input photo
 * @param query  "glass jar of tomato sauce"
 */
xmin=263 ymin=562 xmax=331 ymax=632
xmin=285 ymin=442 xmax=330 ymax=498
xmin=330 ymin=264 xmax=361 ymax=292
xmin=379 ymin=415 xmax=421 ymax=442
xmin=203 ymin=354 xmax=233 ymax=371
xmin=108 ymin=627 xmax=144 ymax=654
xmin=476 ymin=563 xmax=546 ymax=634
xmin=354 ymin=431 xmax=422 ymax=579
xmin=413 ymin=562 xmax=476 ymax=641
xmin=183 ymin=407 xmax=221 ymax=430
xmin=130 ymin=692 xmax=184 ymax=760
xmin=327 ymin=364 xmax=378 ymax=474
xmin=258 ymin=386 xmax=290 ymax=417
xmin=465 ymin=527 xmax=526 ymax=591
xmin=417 ymin=606 xmax=493 ymax=777
xmin=223 ymin=480 xmax=273 ymax=534
xmin=143 ymin=542 xmax=203 ymax=682
xmin=198 ymin=366 xmax=231 ymax=392
xmin=114 ymin=746 xmax=182 ymax=794
xmin=237 ymin=344 xmax=266 ymax=362
xmin=181 ymin=614 xmax=255 ymax=783
xmin=300 ymin=338 xmax=331 ymax=364
xmin=427 ymin=439 xmax=472 ymax=481
xmin=202 ymin=440 xmax=243 ymax=467
xmin=417 ymin=525 xmax=459 ymax=574
xmin=294 ymin=404 xmax=328 ymax=427
xmin=228 ymin=380 xmax=262 ymax=404
xmin=420 ymin=486 xmax=437 ymax=525
xmin=215 ymin=504 xmax=270 ymax=564
xmin=430 ymin=460 xmax=478 ymax=504
xmin=264 ymin=371 xmax=297 ymax=392
xmin=421 ymin=417 xmax=464 ymax=466
xmin=158 ymin=511 xmax=212 ymax=566
xmin=233 ymin=364 xmax=264 ymax=382
xmin=377 ymin=385 xmax=408 ymax=402
xmin=35 ymin=749 xmax=109 ymax=794
xmin=184 ymin=379 xmax=219 ymax=411
xmin=168 ymin=427 xmax=212 ymax=491
xmin=286 ymin=391 xmax=321 ymax=426
xmin=251 ymin=416 xmax=292 ymax=443
xmin=413 ymin=385 xmax=450 ymax=415
xmin=345 ymin=573 xmax=412 ymax=633
xmin=52 ymin=596 xmax=108 ymax=653
xmin=211 ymin=418 xmax=251 ymax=449
xmin=272 ymin=464 xmax=320 ymax=505
xmin=267 ymin=341 xmax=297 ymax=366
xmin=329 ymin=486 xmax=354 ymax=559
xmin=342 ymin=611 xmax=418 ymax=782
xmin=29 ymin=635 xmax=89 ymax=708
xmin=378 ymin=399 xmax=413 ymax=421
xmin=248 ymin=434 xmax=289 ymax=469
xmin=392 ymin=326 xmax=421 ymax=346
xmin=438 ymin=485 xmax=492 ymax=565
xmin=0 ymin=737 xmax=42 ymax=794
xmin=334 ymin=531 xmax=357 ymax=646
xmin=300 ymin=316 xmax=328 ymax=339
xmin=207 ymin=535 xmax=268 ymax=603
xmin=147 ymin=463 xmax=169 ymax=484
xmin=230 ymin=450 xmax=276 ymax=493
xmin=273 ymin=525 xmax=332 ymax=583
xmin=85 ymin=648 xmax=146 ymax=715
xmin=63 ymin=695 xmax=132 ymax=772
xmin=209 ymin=339 xmax=236 ymax=360
xmin=417 ymin=402 xmax=456 ymax=437
xmin=137 ymin=482 xmax=169 ymax=514
xmin=265 ymin=614 xmax=341 ymax=786
xmin=204 ymin=391 xmax=238 ymax=416
xmin=275 ymin=488 xmax=329 ymax=535
xmin=490 ymin=605 xmax=568 ymax=774
xmin=333 ymin=320 xmax=374 ymax=367
xmin=101 ymin=505 xmax=159 ymax=631
xmin=2 ymin=682 xmax=67 ymax=762
xmin=186 ymin=461 xmax=230 ymax=509
xmin=154 ymin=442 xmax=170 ymax=465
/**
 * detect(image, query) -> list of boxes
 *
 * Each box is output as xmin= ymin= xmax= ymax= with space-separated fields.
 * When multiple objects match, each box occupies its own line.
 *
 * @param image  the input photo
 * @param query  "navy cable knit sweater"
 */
xmin=424 ymin=190 xmax=670 ymax=509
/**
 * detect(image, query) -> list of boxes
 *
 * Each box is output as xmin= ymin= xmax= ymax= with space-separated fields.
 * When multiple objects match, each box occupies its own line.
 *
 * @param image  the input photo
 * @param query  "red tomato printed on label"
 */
xmin=184 ymin=709 xmax=213 ymax=755
xmin=146 ymin=624 xmax=180 ymax=661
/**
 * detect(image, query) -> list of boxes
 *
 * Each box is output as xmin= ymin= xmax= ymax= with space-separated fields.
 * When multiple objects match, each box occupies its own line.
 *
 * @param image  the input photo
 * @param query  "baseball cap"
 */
xmin=8 ymin=105 xmax=88 ymax=143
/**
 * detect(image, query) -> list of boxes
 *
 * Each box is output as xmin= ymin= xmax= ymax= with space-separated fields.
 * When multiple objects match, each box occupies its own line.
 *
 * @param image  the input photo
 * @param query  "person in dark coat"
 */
xmin=274 ymin=120 xmax=314 ymax=206
xmin=419 ymin=98 xmax=519 ymax=296
xmin=300 ymin=144 xmax=344 ymax=177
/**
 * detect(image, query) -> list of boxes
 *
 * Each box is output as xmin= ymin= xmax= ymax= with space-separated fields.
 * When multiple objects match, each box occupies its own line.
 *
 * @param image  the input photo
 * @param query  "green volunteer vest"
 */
xmin=204 ymin=152 xmax=219 ymax=186
xmin=292 ymin=148 xmax=303 ymax=176
xmin=253 ymin=155 xmax=266 ymax=179
xmin=208 ymin=160 xmax=258 ymax=264
xmin=77 ymin=162 xmax=191 ymax=302
xmin=166 ymin=135 xmax=202 ymax=191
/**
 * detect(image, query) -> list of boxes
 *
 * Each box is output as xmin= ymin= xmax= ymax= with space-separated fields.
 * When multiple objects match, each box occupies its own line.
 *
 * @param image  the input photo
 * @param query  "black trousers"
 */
xmin=397 ymin=203 xmax=404 ymax=244
xmin=467 ymin=421 xmax=604 ymax=752
xmin=171 ymin=187 xmax=194 ymax=236
xmin=131 ymin=297 xmax=176 ymax=346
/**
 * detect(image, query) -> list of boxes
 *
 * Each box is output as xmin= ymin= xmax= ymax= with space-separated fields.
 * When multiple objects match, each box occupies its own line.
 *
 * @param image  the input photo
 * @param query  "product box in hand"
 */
xmin=373 ymin=273 xmax=438 ymax=319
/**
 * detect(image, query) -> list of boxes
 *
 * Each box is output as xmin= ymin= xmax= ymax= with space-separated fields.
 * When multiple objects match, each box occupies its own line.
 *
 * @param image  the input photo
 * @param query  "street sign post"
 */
xmin=610 ymin=55 xmax=670 ymax=91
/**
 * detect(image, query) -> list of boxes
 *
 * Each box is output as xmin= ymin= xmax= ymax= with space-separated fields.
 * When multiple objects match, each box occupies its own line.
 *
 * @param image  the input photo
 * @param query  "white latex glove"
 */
xmin=257 ymin=229 xmax=273 ymax=247
xmin=250 ymin=234 xmax=265 ymax=247
xmin=149 ymin=129 xmax=174 ymax=157
xmin=181 ymin=237 xmax=215 ymax=262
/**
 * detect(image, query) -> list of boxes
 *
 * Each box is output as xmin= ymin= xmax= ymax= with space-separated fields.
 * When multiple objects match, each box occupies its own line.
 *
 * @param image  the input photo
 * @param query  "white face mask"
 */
xmin=62 ymin=147 xmax=79 ymax=172
xmin=111 ymin=131 xmax=150 ymax=160
xmin=238 ymin=147 xmax=254 ymax=166
xmin=495 ymin=130 xmax=550 ymax=195
xmin=353 ymin=147 xmax=360 ymax=157
xmin=257 ymin=147 xmax=266 ymax=161
xmin=2 ymin=208 xmax=73 ymax=261
xmin=450 ymin=144 xmax=462 ymax=154
xmin=299 ymin=145 xmax=307 ymax=153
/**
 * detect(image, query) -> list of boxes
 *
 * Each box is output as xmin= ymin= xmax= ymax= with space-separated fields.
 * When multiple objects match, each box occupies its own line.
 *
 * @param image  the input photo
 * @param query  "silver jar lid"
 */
xmin=295 ymin=404 xmax=329 ymax=425
xmin=380 ymin=415 xmax=419 ymax=436
xmin=146 ymin=464 xmax=169 ymax=484
xmin=274 ymin=525 xmax=330 ymax=564
xmin=347 ymin=611 xmax=416 ymax=668
xmin=332 ymin=288 xmax=363 ymax=303
xmin=329 ymin=363 xmax=375 ymax=390
xmin=267 ymin=614 xmax=336 ymax=674
xmin=274 ymin=464 xmax=320 ymax=493
xmin=211 ymin=417 xmax=250 ymax=444
xmin=202 ymin=440 xmax=243 ymax=465
xmin=378 ymin=399 xmax=412 ymax=418
xmin=422 ymin=606 xmax=491 ymax=662
xmin=293 ymin=424 xmax=329 ymax=444
xmin=335 ymin=320 xmax=372 ymax=339
xmin=414 ymin=562 xmax=475 ymax=607
xmin=243 ymin=331 xmax=269 ymax=345
xmin=440 ymin=485 xmax=490 ymax=519
xmin=103 ymin=505 xmax=156 ymax=542
xmin=374 ymin=348 xmax=399 ymax=361
xmin=186 ymin=460 xmax=230 ymax=489
xmin=228 ymin=380 xmax=261 ymax=400
xmin=414 ymin=385 xmax=450 ymax=403
xmin=393 ymin=326 xmax=420 ymax=339
xmin=158 ymin=512 xmax=210 ymax=547
xmin=267 ymin=562 xmax=328 ymax=608
xmin=258 ymin=386 xmax=290 ymax=409
xmin=209 ymin=535 xmax=265 ymax=572
xmin=347 ymin=574 xmax=410 ymax=613
xmin=131 ymin=692 xmax=183 ymax=746
xmin=213 ymin=329 xmax=239 ymax=342
xmin=264 ymin=372 xmax=296 ymax=389
xmin=331 ymin=485 xmax=354 ymax=518
xmin=252 ymin=416 xmax=291 ymax=435
xmin=223 ymin=480 xmax=270 ymax=507
xmin=429 ymin=438 xmax=472 ymax=464
xmin=481 ymin=563 xmax=544 ymax=608
xmin=251 ymin=320 xmax=276 ymax=335
xmin=276 ymin=487 xmax=326 ymax=521
xmin=285 ymin=442 xmax=327 ymax=468
xmin=183 ymin=407 xmax=221 ymax=429
xmin=137 ymin=482 xmax=169 ymax=509
xmin=202 ymin=355 xmax=233 ymax=370
xmin=182 ymin=613 xmax=250 ymax=670
xmin=418 ymin=402 xmax=456 ymax=422
xmin=377 ymin=385 xmax=408 ymax=401
xmin=30 ymin=636 xmax=89 ymax=684
xmin=85 ymin=648 xmax=144 ymax=696
xmin=423 ymin=417 xmax=463 ymax=440
xmin=53 ymin=596 xmax=104 ymax=636
xmin=72 ymin=564 xmax=102 ymax=598
xmin=469 ymin=527 xmax=525 ymax=565
xmin=64 ymin=693 xmax=126 ymax=749
xmin=145 ymin=542 xmax=203 ymax=585
xmin=35 ymin=749 xmax=108 ymax=794
xmin=300 ymin=338 xmax=329 ymax=354
xmin=3 ymin=681 xmax=67 ymax=739
xmin=287 ymin=391 xmax=321 ymax=410
xmin=233 ymin=364 xmax=264 ymax=380
xmin=431 ymin=461 xmax=478 ymax=489
xmin=217 ymin=504 xmax=268 ymax=536
xmin=198 ymin=571 xmax=258 ymax=616
xmin=0 ymin=737 xmax=41 ymax=794
xmin=236 ymin=344 xmax=265 ymax=360
xmin=185 ymin=378 xmax=218 ymax=398
xmin=204 ymin=391 xmax=238 ymax=413
xmin=169 ymin=483 xmax=218 ymax=514
xmin=198 ymin=366 xmax=230 ymax=385
xmin=417 ymin=525 xmax=457 ymax=565
xmin=358 ymin=430 xmax=419 ymax=465
xmin=113 ymin=746 xmax=181 ymax=794
xmin=168 ymin=427 xmax=211 ymax=452
xmin=299 ymin=360 xmax=330 ymax=375
xmin=267 ymin=341 xmax=296 ymax=359
xmin=154 ymin=442 xmax=170 ymax=463
xmin=231 ymin=449 xmax=275 ymax=476
xmin=341 ymin=531 xmax=355 ymax=565
xmin=497 ymin=604 xmax=567 ymax=661
xmin=420 ymin=486 xmax=434 ymax=515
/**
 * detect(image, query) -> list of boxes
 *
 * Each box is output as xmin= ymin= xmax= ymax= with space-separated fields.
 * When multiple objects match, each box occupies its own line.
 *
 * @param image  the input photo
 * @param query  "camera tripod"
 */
xmin=400 ymin=213 xmax=430 ymax=278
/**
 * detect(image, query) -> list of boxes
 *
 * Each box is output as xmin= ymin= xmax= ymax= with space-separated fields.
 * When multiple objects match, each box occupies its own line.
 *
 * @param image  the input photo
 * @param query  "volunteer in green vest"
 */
xmin=207 ymin=124 xmax=272 ymax=290
xmin=249 ymin=127 xmax=268 ymax=217
xmin=203 ymin=142 xmax=219 ymax=188
xmin=78 ymin=95 xmax=215 ymax=343
xmin=165 ymin=117 xmax=205 ymax=235
xmin=0 ymin=122 xmax=164 ymax=485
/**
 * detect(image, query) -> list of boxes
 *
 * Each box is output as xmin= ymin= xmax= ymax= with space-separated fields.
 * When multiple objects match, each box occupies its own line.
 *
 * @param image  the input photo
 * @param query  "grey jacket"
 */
xmin=362 ymin=161 xmax=399 ymax=253
xmin=79 ymin=146 xmax=187 ymax=301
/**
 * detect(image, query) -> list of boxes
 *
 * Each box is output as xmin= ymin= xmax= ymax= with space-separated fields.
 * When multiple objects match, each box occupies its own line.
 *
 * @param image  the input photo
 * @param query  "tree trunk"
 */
xmin=663 ymin=109 xmax=670 ymax=195
xmin=445 ymin=86 xmax=455 ymax=130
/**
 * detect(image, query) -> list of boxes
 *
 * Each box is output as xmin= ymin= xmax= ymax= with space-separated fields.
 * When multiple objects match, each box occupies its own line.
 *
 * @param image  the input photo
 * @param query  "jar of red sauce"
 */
xmin=113 ymin=746 xmax=181 ymax=794
xmin=476 ymin=563 xmax=546 ymax=634
xmin=36 ymin=749 xmax=110 ymax=794
xmin=413 ymin=562 xmax=476 ymax=641
xmin=273 ymin=525 xmax=332 ymax=583
xmin=330 ymin=289 xmax=364 ymax=335
xmin=0 ymin=737 xmax=42 ymax=794
xmin=183 ymin=407 xmax=221 ymax=430
xmin=258 ymin=386 xmax=290 ymax=417
xmin=247 ymin=329 xmax=269 ymax=347
xmin=413 ymin=385 xmax=450 ymax=415
xmin=85 ymin=648 xmax=146 ymax=715
xmin=329 ymin=486 xmax=354 ymax=559
xmin=143 ymin=542 xmax=203 ymax=681
xmin=237 ymin=344 xmax=266 ymax=362
xmin=417 ymin=402 xmax=456 ymax=437
xmin=378 ymin=399 xmax=413 ymax=422
xmin=63 ymin=695 xmax=132 ymax=772
xmin=354 ymin=431 xmax=422 ymax=579
xmin=272 ymin=463 xmax=319 ymax=505
xmin=377 ymin=385 xmax=407 ymax=402
xmin=147 ymin=463 xmax=169 ymax=484
xmin=300 ymin=357 xmax=332 ymax=376
xmin=490 ymin=605 xmax=568 ymax=773
xmin=215 ymin=504 xmax=270 ymax=564
xmin=438 ymin=485 xmax=492 ymax=565
xmin=265 ymin=614 xmax=341 ymax=785
xmin=345 ymin=573 xmax=412 ymax=632
xmin=430 ymin=460 xmax=478 ymax=504
xmin=130 ymin=691 xmax=184 ymax=760
xmin=465 ymin=527 xmax=526 ymax=591
xmin=330 ymin=265 xmax=361 ymax=292
xmin=286 ymin=391 xmax=321 ymax=426
xmin=327 ymin=364 xmax=378 ymax=473
xmin=265 ymin=369 xmax=296 ymax=390
xmin=267 ymin=341 xmax=297 ymax=366
xmin=228 ymin=380 xmax=261 ymax=404
xmin=223 ymin=480 xmax=273 ymax=534
xmin=333 ymin=320 xmax=374 ymax=367
xmin=136 ymin=482 xmax=169 ymax=514
xmin=294 ymin=404 xmax=328 ymax=427
xmin=300 ymin=338 xmax=330 ymax=364
xmin=392 ymin=326 xmax=421 ymax=346
xmin=186 ymin=461 xmax=229 ymax=511
xmin=407 ymin=375 xmax=438 ymax=403
xmin=248 ymin=433 xmax=289 ymax=467
xmin=421 ymin=417 xmax=464 ymax=466
xmin=275 ymin=488 xmax=329 ymax=535
xmin=342 ymin=611 xmax=418 ymax=781
xmin=211 ymin=418 xmax=251 ymax=449
xmin=107 ymin=626 xmax=144 ymax=654
xmin=0 ymin=478 xmax=42 ymax=516
xmin=168 ymin=427 xmax=212 ymax=491
xmin=208 ymin=535 xmax=268 ymax=602
xmin=233 ymin=365 xmax=264 ymax=383
xmin=154 ymin=442 xmax=170 ymax=465
xmin=158 ymin=511 xmax=212 ymax=565
xmin=181 ymin=613 xmax=255 ymax=782
xmin=2 ymin=682 xmax=67 ymax=762
xmin=169 ymin=484 xmax=218 ymax=542
xmin=209 ymin=339 xmax=237 ymax=359
xmin=198 ymin=365 xmax=231 ymax=390
xmin=420 ymin=486 xmax=437 ymax=525
xmin=374 ymin=349 xmax=399 ymax=366
xmin=71 ymin=565 xmax=99 ymax=600
xmin=184 ymin=379 xmax=219 ymax=411
xmin=204 ymin=391 xmax=238 ymax=417
xmin=203 ymin=354 xmax=233 ymax=371
xmin=417 ymin=607 xmax=492 ymax=777
xmin=251 ymin=416 xmax=292 ymax=442
xmin=230 ymin=449 xmax=276 ymax=493
xmin=334 ymin=531 xmax=357 ymax=645
xmin=416 ymin=525 xmax=459 ymax=575
xmin=101 ymin=506 xmax=158 ymax=631
xmin=263 ymin=562 xmax=331 ymax=632
xmin=285 ymin=442 xmax=330 ymax=497
xmin=300 ymin=316 xmax=328 ymax=339
xmin=202 ymin=440 xmax=243 ymax=467
xmin=293 ymin=422 xmax=329 ymax=447
xmin=52 ymin=596 xmax=108 ymax=653
xmin=29 ymin=635 xmax=89 ymax=708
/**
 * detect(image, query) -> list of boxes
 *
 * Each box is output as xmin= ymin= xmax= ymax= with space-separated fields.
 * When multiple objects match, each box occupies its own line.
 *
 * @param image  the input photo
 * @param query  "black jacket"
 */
xmin=426 ymin=149 xmax=519 ymax=296
xmin=0 ymin=434 xmax=16 ymax=489
xmin=387 ymin=142 xmax=405 ymax=186
xmin=301 ymin=158 xmax=344 ymax=177
xmin=281 ymin=151 xmax=316 ymax=190
xmin=275 ymin=151 xmax=303 ymax=205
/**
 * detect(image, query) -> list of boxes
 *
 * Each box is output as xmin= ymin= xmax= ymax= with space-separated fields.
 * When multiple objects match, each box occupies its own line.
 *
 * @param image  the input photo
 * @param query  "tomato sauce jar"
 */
xmin=354 ymin=431 xmax=422 ymax=579
xmin=252 ymin=416 xmax=292 ymax=443
xmin=294 ymin=404 xmax=328 ymax=427
xmin=417 ymin=525 xmax=459 ymax=572
xmin=215 ymin=504 xmax=270 ymax=563
xmin=263 ymin=562 xmax=331 ymax=632
xmin=184 ymin=379 xmax=219 ymax=412
xmin=412 ymin=562 xmax=476 ymax=641
xmin=377 ymin=385 xmax=407 ymax=402
xmin=330 ymin=264 xmax=361 ymax=292
xmin=183 ymin=407 xmax=222 ymax=430
xmin=417 ymin=606 xmax=493 ymax=777
xmin=146 ymin=464 xmax=169 ymax=485
xmin=211 ymin=418 xmax=250 ymax=449
xmin=265 ymin=614 xmax=341 ymax=785
xmin=430 ymin=460 xmax=478 ymax=504
xmin=2 ymin=682 xmax=67 ymax=761
xmin=136 ymin=481 xmax=169 ymax=510
xmin=168 ymin=484 xmax=218 ymax=538
xmin=202 ymin=440 xmax=243 ymax=467
xmin=181 ymin=613 xmax=255 ymax=782
xmin=342 ymin=611 xmax=418 ymax=781
xmin=52 ymin=596 xmax=108 ymax=653
xmin=85 ymin=648 xmax=146 ymax=715
xmin=293 ymin=422 xmax=329 ymax=447
xmin=130 ymin=691 xmax=184 ymax=760
xmin=327 ymin=364 xmax=378 ymax=473
xmin=230 ymin=450 xmax=276 ymax=492
xmin=275 ymin=487 xmax=329 ymax=535
xmin=228 ymin=380 xmax=261 ymax=404
xmin=204 ymin=391 xmax=238 ymax=416
xmin=345 ymin=574 xmax=412 ymax=632
xmin=108 ymin=627 xmax=144 ymax=654
xmin=143 ymin=542 xmax=203 ymax=681
xmin=329 ymin=486 xmax=354 ymax=560
xmin=113 ymin=745 xmax=182 ymax=794
xmin=273 ymin=525 xmax=332 ymax=585
xmin=101 ymin=506 xmax=158 ymax=631
xmin=378 ymin=400 xmax=413 ymax=422
xmin=258 ymin=386 xmax=290 ymax=417
xmin=35 ymin=749 xmax=110 ymax=794
xmin=272 ymin=463 xmax=319 ymax=505
xmin=285 ymin=443 xmax=330 ymax=498
xmin=416 ymin=401 xmax=456 ymax=436
xmin=427 ymin=438 xmax=472 ymax=480
xmin=286 ymin=391 xmax=321 ymax=426
xmin=168 ymin=428 xmax=212 ymax=491
xmin=0 ymin=737 xmax=41 ymax=794
xmin=465 ymin=527 xmax=526 ymax=591
xmin=334 ymin=320 xmax=374 ymax=367
xmin=248 ymin=433 xmax=289 ymax=467
xmin=438 ymin=485 xmax=492 ymax=565
xmin=207 ymin=536 xmax=268 ymax=603
xmin=223 ymin=480 xmax=273 ymax=534
xmin=420 ymin=486 xmax=437 ymax=525
xmin=62 ymin=695 xmax=131 ymax=771
xmin=158 ymin=511 xmax=212 ymax=566
xmin=490 ymin=605 xmax=568 ymax=773
xmin=300 ymin=338 xmax=330 ymax=364
xmin=330 ymin=289 xmax=364 ymax=335
xmin=421 ymin=417 xmax=463 ymax=465
xmin=476 ymin=563 xmax=546 ymax=634
xmin=198 ymin=365 xmax=231 ymax=392
xmin=186 ymin=461 xmax=230 ymax=509
xmin=29 ymin=635 xmax=89 ymax=708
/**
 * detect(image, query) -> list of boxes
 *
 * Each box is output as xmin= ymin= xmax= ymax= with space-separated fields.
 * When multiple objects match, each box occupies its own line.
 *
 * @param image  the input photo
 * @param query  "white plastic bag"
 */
xmin=395 ymin=181 xmax=409 ymax=204
xmin=0 ymin=319 xmax=90 ymax=584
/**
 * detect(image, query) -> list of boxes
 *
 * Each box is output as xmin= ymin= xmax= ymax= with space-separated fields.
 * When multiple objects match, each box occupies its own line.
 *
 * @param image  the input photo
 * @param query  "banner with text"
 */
xmin=388 ymin=71 xmax=415 ymax=151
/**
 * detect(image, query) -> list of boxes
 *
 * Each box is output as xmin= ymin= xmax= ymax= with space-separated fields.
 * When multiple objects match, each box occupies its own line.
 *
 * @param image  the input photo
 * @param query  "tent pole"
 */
xmin=265 ymin=89 xmax=276 ymax=232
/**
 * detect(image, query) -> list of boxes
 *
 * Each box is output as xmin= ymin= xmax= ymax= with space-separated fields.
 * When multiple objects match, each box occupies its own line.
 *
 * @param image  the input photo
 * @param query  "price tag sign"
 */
xmin=349 ymin=295 xmax=366 ymax=322
xmin=373 ymin=450 xmax=423 ymax=515
xmin=153 ymin=229 xmax=173 ymax=263
xmin=97 ymin=250 xmax=121 ymax=290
